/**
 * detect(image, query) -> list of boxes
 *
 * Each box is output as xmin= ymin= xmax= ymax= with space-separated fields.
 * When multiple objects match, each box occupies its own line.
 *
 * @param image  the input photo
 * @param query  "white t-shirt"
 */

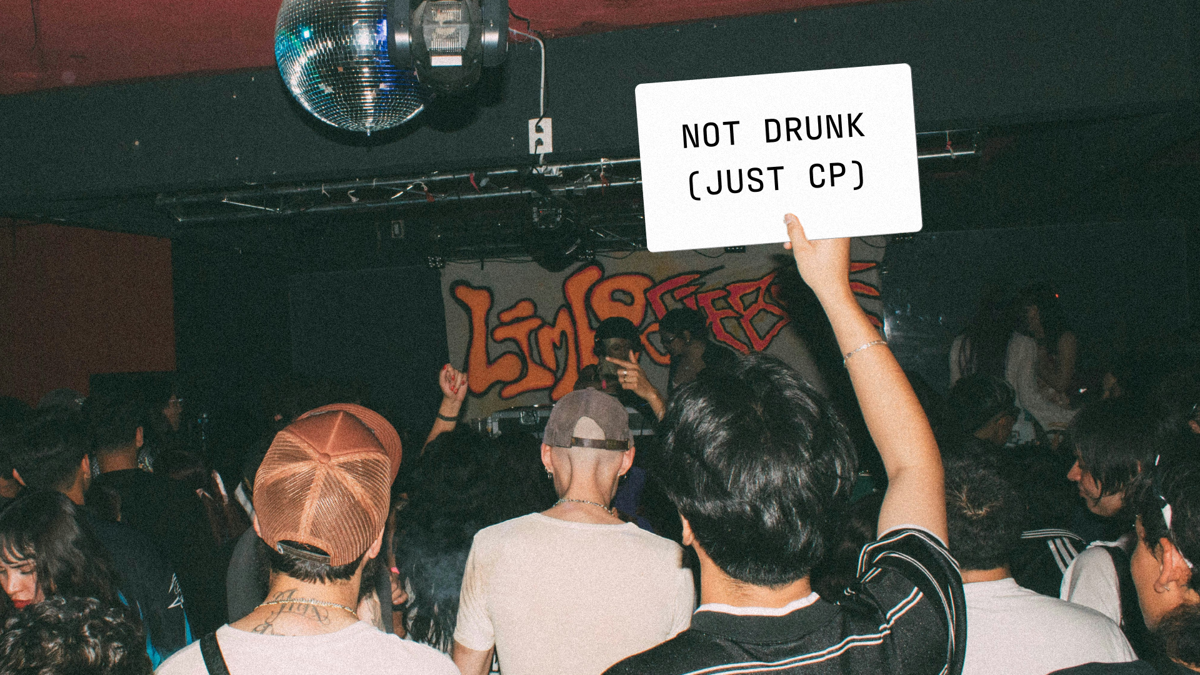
xmin=154 ymin=621 xmax=458 ymax=675
xmin=962 ymin=578 xmax=1134 ymax=675
xmin=454 ymin=512 xmax=695 ymax=675
xmin=1006 ymin=332 xmax=1077 ymax=431
xmin=1061 ymin=537 xmax=1128 ymax=625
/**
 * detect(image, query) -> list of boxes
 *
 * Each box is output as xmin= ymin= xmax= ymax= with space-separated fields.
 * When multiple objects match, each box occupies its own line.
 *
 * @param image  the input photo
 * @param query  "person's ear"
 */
xmin=365 ymin=529 xmax=385 ymax=561
xmin=1159 ymin=538 xmax=1194 ymax=591
xmin=541 ymin=444 xmax=554 ymax=473
xmin=135 ymin=426 xmax=144 ymax=449
xmin=12 ymin=469 xmax=25 ymax=488
xmin=618 ymin=445 xmax=636 ymax=477
xmin=679 ymin=514 xmax=695 ymax=547
xmin=252 ymin=513 xmax=262 ymax=538
xmin=81 ymin=455 xmax=90 ymax=478
xmin=1188 ymin=419 xmax=1200 ymax=435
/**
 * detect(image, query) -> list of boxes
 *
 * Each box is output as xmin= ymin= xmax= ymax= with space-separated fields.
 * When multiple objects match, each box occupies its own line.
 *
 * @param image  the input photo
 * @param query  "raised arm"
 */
xmin=785 ymin=214 xmax=946 ymax=543
xmin=423 ymin=364 xmax=468 ymax=452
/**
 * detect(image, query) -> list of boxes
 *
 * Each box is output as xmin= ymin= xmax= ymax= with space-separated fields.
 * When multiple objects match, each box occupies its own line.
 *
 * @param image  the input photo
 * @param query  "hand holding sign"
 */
xmin=636 ymin=64 xmax=922 ymax=252
xmin=783 ymin=213 xmax=852 ymax=303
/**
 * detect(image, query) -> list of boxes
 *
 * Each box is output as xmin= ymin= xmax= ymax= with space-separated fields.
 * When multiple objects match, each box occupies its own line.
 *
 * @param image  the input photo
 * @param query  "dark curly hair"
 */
xmin=0 ymin=491 xmax=123 ymax=623
xmin=1155 ymin=603 xmax=1200 ymax=670
xmin=0 ymin=595 xmax=152 ymax=675
xmin=394 ymin=427 xmax=554 ymax=651
xmin=395 ymin=428 xmax=507 ymax=651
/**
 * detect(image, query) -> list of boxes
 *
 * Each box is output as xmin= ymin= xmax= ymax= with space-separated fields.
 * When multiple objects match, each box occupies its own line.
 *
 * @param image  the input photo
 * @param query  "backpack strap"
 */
xmin=199 ymin=632 xmax=232 ymax=675
xmin=1102 ymin=545 xmax=1152 ymax=659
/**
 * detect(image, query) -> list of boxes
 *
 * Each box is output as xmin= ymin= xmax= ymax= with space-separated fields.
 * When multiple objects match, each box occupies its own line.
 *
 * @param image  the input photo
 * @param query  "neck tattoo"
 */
xmin=555 ymin=497 xmax=616 ymax=517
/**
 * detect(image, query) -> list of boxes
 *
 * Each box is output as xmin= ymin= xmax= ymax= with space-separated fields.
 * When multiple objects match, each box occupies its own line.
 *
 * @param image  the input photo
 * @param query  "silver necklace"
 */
xmin=259 ymin=597 xmax=358 ymax=617
xmin=555 ymin=497 xmax=616 ymax=516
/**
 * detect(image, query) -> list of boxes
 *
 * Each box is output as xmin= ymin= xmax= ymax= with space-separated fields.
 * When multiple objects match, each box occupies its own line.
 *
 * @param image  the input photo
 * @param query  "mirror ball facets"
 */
xmin=276 ymin=0 xmax=429 ymax=133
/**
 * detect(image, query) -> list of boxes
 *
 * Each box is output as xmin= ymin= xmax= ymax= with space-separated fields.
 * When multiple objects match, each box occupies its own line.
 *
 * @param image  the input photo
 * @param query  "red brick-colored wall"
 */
xmin=0 ymin=221 xmax=175 ymax=406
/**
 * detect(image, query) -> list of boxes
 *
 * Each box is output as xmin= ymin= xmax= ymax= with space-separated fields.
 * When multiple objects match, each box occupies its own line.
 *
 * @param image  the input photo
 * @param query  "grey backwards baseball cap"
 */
xmin=543 ymin=389 xmax=631 ymax=450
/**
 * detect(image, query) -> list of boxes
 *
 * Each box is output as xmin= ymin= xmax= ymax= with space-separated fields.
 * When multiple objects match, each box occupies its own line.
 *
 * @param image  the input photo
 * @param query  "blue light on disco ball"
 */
xmin=276 ymin=0 xmax=430 ymax=134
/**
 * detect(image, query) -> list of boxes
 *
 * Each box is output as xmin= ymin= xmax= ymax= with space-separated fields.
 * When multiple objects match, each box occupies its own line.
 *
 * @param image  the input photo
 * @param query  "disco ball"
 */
xmin=276 ymin=0 xmax=430 ymax=133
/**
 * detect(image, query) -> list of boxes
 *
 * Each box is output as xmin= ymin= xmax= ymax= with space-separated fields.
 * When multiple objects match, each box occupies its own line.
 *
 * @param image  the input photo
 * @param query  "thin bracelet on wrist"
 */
xmin=436 ymin=412 xmax=459 ymax=422
xmin=843 ymin=340 xmax=887 ymax=366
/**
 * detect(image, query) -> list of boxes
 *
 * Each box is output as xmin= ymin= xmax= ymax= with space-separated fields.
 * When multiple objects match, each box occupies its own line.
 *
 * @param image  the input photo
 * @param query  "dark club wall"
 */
xmin=0 ymin=221 xmax=176 ymax=405
xmin=171 ymin=234 xmax=449 ymax=462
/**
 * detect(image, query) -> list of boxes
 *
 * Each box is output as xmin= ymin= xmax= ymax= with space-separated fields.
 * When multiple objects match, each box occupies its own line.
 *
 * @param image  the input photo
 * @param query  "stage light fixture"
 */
xmin=523 ymin=169 xmax=583 ymax=273
xmin=390 ymin=0 xmax=507 ymax=96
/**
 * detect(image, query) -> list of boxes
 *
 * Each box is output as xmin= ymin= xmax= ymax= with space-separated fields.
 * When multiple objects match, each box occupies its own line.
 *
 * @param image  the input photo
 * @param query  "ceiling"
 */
xmin=1 ymin=0 xmax=1198 ymax=263
xmin=0 ymin=0 xmax=881 ymax=96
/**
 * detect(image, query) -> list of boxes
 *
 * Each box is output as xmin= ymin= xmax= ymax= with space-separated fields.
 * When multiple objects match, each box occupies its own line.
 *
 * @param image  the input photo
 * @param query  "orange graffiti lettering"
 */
xmin=590 ymin=273 xmax=653 ymax=328
xmin=498 ymin=299 xmax=535 ymax=322
xmin=492 ymin=300 xmax=555 ymax=398
xmin=453 ymin=283 xmax=524 ymax=395
xmin=452 ymin=263 xmax=816 ymax=401
xmin=565 ymin=265 xmax=603 ymax=369
xmin=536 ymin=307 xmax=579 ymax=401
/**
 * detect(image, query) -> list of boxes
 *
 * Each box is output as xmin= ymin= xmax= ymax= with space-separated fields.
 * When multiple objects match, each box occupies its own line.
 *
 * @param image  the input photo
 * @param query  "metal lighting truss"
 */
xmin=155 ymin=130 xmax=980 ymax=260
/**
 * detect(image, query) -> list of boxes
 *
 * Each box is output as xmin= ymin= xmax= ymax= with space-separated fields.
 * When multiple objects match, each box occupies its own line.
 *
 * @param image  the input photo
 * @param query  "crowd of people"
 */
xmin=0 ymin=216 xmax=1197 ymax=675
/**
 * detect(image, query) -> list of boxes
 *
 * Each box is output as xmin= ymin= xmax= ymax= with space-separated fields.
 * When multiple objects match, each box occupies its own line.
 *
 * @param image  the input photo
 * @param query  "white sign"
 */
xmin=635 ymin=64 xmax=922 ymax=252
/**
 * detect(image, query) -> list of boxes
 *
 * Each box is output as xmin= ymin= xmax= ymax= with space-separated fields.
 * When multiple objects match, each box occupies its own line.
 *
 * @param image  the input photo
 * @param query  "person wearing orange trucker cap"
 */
xmin=156 ymin=404 xmax=458 ymax=675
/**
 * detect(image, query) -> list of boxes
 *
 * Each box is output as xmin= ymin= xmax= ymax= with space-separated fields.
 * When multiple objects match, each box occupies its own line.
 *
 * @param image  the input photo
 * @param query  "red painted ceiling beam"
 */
xmin=0 ymin=0 xmax=883 ymax=96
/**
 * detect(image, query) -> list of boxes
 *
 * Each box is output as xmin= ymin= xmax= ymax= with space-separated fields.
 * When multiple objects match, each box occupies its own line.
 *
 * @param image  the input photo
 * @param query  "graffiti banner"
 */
xmin=441 ymin=240 xmax=886 ymax=419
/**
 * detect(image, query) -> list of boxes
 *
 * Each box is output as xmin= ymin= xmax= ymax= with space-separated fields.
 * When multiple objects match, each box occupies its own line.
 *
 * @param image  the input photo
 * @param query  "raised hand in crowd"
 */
xmin=604 ymin=216 xmax=962 ymax=675
xmin=784 ymin=212 xmax=947 ymax=542
xmin=606 ymin=350 xmax=666 ymax=420
xmin=424 ymin=364 xmax=468 ymax=450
